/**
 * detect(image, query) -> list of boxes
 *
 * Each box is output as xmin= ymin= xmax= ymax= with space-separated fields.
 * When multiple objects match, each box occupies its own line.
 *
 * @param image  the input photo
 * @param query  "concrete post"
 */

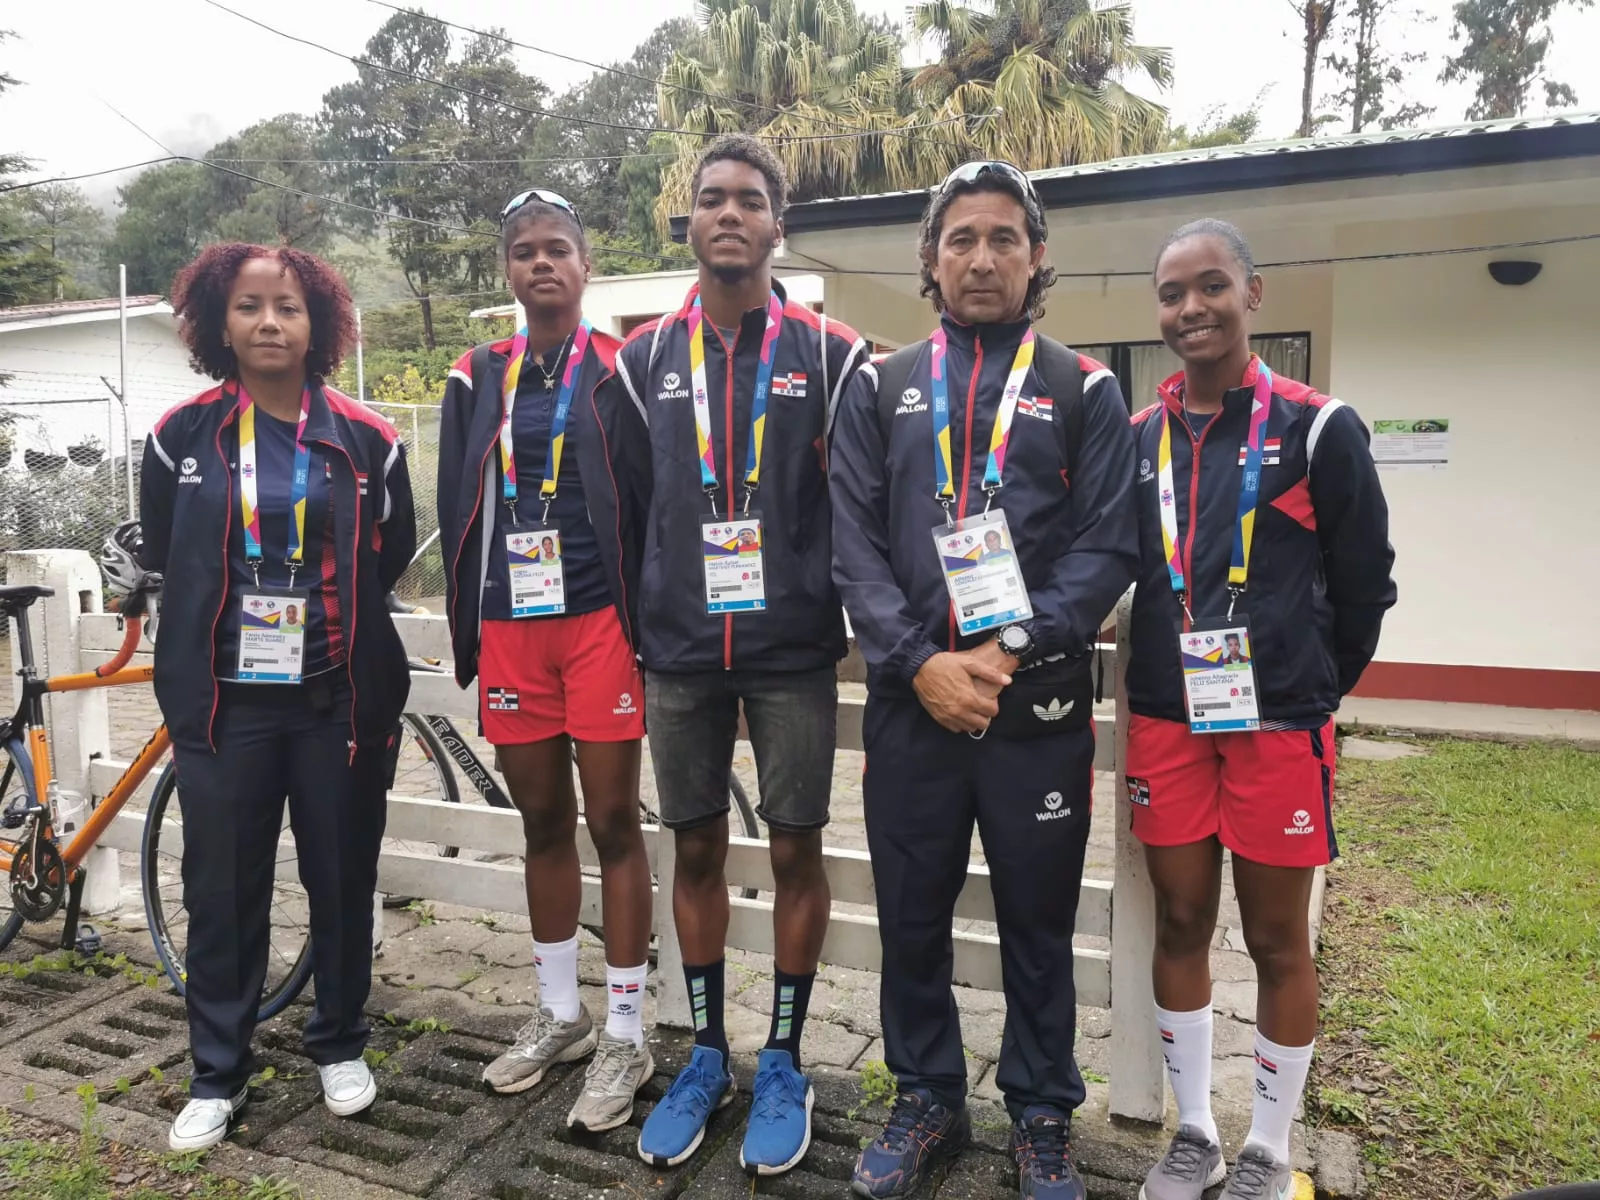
xmin=653 ymin=828 xmax=691 ymax=1027
xmin=1109 ymin=588 xmax=1166 ymax=1122
xmin=3 ymin=550 xmax=122 ymax=914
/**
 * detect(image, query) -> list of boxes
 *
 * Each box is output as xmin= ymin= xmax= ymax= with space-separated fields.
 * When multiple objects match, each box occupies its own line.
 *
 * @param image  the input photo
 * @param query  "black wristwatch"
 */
xmin=997 ymin=624 xmax=1034 ymax=662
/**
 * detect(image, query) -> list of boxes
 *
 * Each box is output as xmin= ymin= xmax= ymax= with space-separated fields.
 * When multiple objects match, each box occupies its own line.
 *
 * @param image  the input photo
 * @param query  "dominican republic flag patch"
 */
xmin=486 ymin=688 xmax=519 ymax=712
xmin=1017 ymin=395 xmax=1054 ymax=422
xmin=1239 ymin=438 xmax=1282 ymax=466
xmin=773 ymin=373 xmax=807 ymax=397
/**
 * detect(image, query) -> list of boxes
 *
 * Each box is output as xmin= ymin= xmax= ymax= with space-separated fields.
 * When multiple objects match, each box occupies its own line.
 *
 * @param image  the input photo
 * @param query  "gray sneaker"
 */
xmin=1220 ymin=1145 xmax=1294 ymax=1200
xmin=482 ymin=1006 xmax=597 ymax=1095
xmin=567 ymin=1031 xmax=655 ymax=1133
xmin=1140 ymin=1125 xmax=1226 ymax=1200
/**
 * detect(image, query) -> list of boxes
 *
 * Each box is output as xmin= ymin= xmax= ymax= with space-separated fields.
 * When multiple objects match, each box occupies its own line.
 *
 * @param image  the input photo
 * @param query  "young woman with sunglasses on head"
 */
xmin=437 ymin=189 xmax=653 ymax=1132
xmin=1128 ymin=220 xmax=1396 ymax=1200
xmin=141 ymin=244 xmax=416 ymax=1151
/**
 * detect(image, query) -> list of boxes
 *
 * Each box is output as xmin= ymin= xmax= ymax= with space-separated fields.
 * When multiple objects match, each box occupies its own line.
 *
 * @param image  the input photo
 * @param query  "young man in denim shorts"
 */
xmin=608 ymin=133 xmax=866 ymax=1177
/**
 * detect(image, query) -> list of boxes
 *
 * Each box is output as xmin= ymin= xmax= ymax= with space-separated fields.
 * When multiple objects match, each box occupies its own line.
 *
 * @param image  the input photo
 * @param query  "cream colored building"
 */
xmin=717 ymin=113 xmax=1600 ymax=711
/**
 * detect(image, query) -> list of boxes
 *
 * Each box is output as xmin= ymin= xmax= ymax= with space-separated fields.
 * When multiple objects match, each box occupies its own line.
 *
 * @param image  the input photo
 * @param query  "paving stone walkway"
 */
xmin=0 ymin=639 xmax=1347 ymax=1197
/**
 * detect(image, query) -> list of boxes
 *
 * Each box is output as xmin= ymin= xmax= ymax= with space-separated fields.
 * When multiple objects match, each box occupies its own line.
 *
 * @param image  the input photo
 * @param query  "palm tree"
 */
xmin=652 ymin=0 xmax=914 ymax=225
xmin=905 ymin=0 xmax=1172 ymax=172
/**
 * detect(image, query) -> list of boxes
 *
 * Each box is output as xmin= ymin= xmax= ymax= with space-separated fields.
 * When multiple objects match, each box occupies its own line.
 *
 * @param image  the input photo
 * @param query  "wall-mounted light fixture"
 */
xmin=1487 ymin=260 xmax=1543 ymax=286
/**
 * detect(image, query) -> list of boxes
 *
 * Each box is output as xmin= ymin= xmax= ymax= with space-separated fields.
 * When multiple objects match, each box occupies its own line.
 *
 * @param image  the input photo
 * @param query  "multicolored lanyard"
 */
xmin=928 ymin=325 xmax=1036 ymax=524
xmin=689 ymin=292 xmax=784 ymax=512
xmin=237 ymin=384 xmax=312 ymax=584
xmin=1156 ymin=360 xmax=1273 ymax=619
xmin=498 ymin=321 xmax=592 ymax=520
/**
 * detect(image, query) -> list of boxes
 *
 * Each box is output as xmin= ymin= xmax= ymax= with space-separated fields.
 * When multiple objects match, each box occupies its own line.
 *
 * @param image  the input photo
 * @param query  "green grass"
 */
xmin=0 ymin=1102 xmax=304 ymax=1199
xmin=1318 ymin=740 xmax=1600 ymax=1195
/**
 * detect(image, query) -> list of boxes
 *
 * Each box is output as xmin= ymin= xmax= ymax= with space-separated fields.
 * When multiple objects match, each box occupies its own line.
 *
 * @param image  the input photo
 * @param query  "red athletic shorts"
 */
xmin=1125 ymin=714 xmax=1338 ymax=868
xmin=478 ymin=608 xmax=644 ymax=745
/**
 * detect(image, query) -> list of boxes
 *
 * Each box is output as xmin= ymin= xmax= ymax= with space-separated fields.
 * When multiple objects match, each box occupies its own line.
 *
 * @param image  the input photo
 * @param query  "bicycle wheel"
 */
xmin=380 ymin=713 xmax=471 ymax=907
xmin=141 ymin=761 xmax=313 ymax=1020
xmin=0 ymin=737 xmax=35 ymax=953
xmin=728 ymin=773 xmax=759 ymax=840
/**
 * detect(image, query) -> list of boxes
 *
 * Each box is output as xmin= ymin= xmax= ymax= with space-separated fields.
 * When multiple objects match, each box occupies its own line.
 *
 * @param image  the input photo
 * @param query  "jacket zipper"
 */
xmin=721 ymin=325 xmax=737 ymax=671
xmin=588 ymin=365 xmax=636 ymax=651
xmin=205 ymin=410 xmax=236 ymax=751
xmin=315 ymin=435 xmax=364 ymax=762
xmin=1177 ymin=404 xmax=1212 ymax=634
xmin=948 ymin=334 xmax=984 ymax=650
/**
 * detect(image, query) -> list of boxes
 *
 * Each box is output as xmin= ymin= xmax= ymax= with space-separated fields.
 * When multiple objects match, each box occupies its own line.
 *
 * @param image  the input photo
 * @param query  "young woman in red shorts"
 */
xmin=1126 ymin=219 xmax=1397 ymax=1200
xmin=437 ymin=189 xmax=652 ymax=1131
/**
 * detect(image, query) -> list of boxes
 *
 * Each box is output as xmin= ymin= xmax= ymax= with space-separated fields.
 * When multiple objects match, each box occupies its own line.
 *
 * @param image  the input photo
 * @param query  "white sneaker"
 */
xmin=169 ymin=1087 xmax=247 ymax=1151
xmin=319 ymin=1059 xmax=378 ymax=1117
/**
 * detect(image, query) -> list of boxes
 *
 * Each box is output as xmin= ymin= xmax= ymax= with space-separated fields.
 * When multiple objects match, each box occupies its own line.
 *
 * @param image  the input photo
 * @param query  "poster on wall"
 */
xmin=1370 ymin=419 xmax=1450 ymax=471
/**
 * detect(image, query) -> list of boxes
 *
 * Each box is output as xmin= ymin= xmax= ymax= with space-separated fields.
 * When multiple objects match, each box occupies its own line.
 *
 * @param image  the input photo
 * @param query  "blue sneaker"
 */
xmin=740 ymin=1049 xmax=814 ymax=1176
xmin=851 ymin=1088 xmax=970 ymax=1198
xmin=1012 ymin=1106 xmax=1085 ymax=1199
xmin=636 ymin=1045 xmax=734 ymax=1167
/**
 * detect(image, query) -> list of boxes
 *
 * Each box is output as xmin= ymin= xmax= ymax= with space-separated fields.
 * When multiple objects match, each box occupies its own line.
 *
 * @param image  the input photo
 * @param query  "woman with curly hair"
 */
xmin=139 ymin=243 xmax=416 ymax=1151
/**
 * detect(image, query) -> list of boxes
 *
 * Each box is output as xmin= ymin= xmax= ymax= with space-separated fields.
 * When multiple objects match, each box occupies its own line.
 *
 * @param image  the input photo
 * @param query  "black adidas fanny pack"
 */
xmin=987 ymin=650 xmax=1095 ymax=740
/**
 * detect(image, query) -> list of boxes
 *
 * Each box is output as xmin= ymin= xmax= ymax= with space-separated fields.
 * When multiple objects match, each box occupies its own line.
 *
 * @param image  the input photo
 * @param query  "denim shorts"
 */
xmin=645 ymin=667 xmax=837 ymax=832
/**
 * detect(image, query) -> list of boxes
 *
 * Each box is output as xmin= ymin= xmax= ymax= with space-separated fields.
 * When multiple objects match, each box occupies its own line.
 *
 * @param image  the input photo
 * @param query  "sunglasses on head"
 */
xmin=500 ymin=188 xmax=584 ymax=230
xmin=938 ymin=160 xmax=1038 ymax=203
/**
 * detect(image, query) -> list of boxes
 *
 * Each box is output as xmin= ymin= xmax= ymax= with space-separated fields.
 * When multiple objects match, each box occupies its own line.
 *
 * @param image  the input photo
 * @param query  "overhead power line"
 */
xmin=205 ymin=153 xmax=678 ymax=166
xmin=0 ymin=157 xmax=179 ymax=194
xmin=202 ymin=0 xmax=972 ymax=148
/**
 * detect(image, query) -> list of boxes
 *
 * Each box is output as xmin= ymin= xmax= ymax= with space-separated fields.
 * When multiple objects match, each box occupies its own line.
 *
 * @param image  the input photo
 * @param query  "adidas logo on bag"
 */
xmin=1032 ymin=698 xmax=1074 ymax=722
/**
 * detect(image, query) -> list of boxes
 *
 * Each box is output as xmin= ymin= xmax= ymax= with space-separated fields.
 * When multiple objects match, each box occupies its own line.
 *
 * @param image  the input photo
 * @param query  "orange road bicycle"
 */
xmin=0 ymin=581 xmax=323 ymax=1016
xmin=2 ymin=581 xmax=497 ymax=1018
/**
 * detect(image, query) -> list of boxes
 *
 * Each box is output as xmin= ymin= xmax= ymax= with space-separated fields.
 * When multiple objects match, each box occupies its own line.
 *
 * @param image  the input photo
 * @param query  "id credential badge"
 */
xmin=506 ymin=525 xmax=565 ymax=616
xmin=1180 ymin=619 xmax=1260 ymax=732
xmin=234 ymin=384 xmax=313 ymax=684
xmin=686 ymin=292 xmax=783 ymax=617
xmin=924 ymin=323 xmax=1037 ymax=638
xmin=934 ymin=511 xmax=1031 ymax=636
xmin=237 ymin=587 xmax=309 ymax=683
xmin=1156 ymin=358 xmax=1275 ymax=734
xmin=497 ymin=319 xmax=590 ymax=619
xmin=702 ymin=517 xmax=766 ymax=612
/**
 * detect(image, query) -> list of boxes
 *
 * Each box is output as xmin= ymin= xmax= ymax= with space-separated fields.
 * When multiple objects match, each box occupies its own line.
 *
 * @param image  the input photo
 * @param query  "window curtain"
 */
xmin=1252 ymin=335 xmax=1309 ymax=383
xmin=1129 ymin=343 xmax=1182 ymax=410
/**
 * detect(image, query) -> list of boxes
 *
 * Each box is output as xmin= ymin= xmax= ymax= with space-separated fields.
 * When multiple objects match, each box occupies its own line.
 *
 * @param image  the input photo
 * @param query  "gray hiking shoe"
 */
xmin=567 ymin=1031 xmax=655 ymax=1133
xmin=482 ymin=1006 xmax=597 ymax=1095
xmin=1220 ymin=1145 xmax=1294 ymax=1200
xmin=1140 ymin=1125 xmax=1226 ymax=1200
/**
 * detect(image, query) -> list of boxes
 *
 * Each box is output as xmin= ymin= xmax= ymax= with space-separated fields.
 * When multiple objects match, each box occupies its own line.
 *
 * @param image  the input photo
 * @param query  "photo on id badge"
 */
xmin=934 ymin=511 xmax=1031 ymax=637
xmin=1179 ymin=621 xmax=1260 ymax=732
xmin=702 ymin=518 xmax=766 ymax=613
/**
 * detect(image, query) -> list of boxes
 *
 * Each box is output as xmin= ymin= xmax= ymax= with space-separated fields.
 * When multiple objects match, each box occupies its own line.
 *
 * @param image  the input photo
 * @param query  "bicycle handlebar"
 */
xmin=96 ymin=615 xmax=145 ymax=676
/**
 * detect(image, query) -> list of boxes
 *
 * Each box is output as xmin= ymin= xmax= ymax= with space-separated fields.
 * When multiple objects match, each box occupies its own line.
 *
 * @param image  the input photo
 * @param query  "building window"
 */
xmin=1076 ymin=334 xmax=1311 ymax=410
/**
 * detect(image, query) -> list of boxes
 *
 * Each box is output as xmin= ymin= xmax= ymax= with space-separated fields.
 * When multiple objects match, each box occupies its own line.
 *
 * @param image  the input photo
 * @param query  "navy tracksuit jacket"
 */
xmin=141 ymin=381 xmax=414 ymax=1097
xmin=830 ymin=314 xmax=1139 ymax=1117
xmin=1126 ymin=359 xmax=1397 ymax=726
xmin=608 ymin=280 xmax=865 ymax=676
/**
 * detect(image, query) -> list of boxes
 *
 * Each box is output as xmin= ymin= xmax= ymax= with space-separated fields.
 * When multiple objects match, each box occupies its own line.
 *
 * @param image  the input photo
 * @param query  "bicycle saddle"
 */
xmin=0 ymin=585 xmax=55 ymax=607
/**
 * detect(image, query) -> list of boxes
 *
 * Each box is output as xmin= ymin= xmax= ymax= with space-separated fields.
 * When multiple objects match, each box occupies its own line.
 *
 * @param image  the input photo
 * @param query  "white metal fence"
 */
xmin=6 ymin=548 xmax=1167 ymax=1122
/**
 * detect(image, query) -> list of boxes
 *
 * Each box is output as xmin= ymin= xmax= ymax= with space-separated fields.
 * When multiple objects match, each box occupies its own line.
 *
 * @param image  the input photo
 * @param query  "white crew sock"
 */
xmin=605 ymin=962 xmax=648 ymax=1048
xmin=1245 ymin=1032 xmax=1314 ymax=1164
xmin=531 ymin=935 xmax=581 ymax=1023
xmin=1155 ymin=1004 xmax=1220 ymax=1147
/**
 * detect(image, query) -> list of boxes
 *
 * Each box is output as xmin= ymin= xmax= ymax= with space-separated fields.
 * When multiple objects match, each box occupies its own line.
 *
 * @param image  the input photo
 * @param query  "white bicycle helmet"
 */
xmin=99 ymin=520 xmax=147 ymax=595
